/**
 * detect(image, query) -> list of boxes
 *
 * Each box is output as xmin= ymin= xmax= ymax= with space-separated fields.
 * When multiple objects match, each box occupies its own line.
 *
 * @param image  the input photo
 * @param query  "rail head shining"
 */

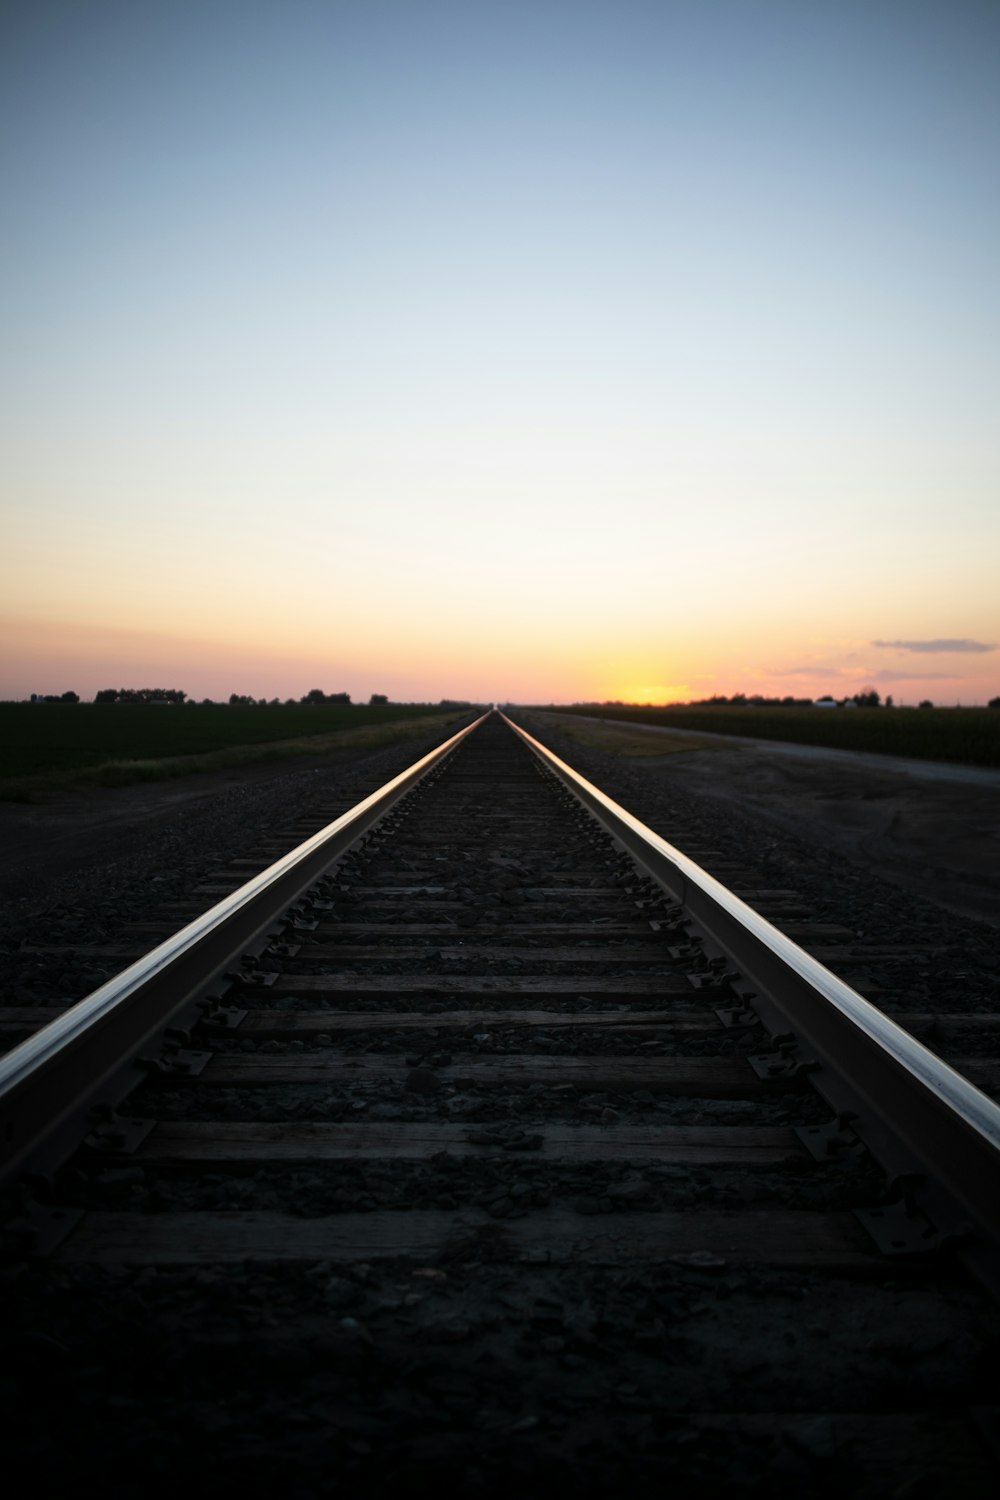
xmin=505 ymin=712 xmax=1000 ymax=1278
xmin=0 ymin=712 xmax=488 ymax=1184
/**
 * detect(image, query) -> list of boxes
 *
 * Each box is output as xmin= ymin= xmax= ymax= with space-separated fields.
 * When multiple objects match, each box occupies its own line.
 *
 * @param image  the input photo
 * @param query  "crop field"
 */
xmin=543 ymin=704 xmax=1000 ymax=768
xmin=0 ymin=703 xmax=460 ymax=795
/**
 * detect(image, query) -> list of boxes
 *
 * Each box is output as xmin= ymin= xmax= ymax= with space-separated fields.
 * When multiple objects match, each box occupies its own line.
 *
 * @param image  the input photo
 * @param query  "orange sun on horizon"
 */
xmin=611 ymin=683 xmax=692 ymax=705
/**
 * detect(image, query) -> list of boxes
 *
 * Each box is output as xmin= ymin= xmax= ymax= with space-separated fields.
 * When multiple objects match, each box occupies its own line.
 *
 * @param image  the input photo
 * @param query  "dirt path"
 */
xmin=594 ymin=717 xmax=1000 ymax=788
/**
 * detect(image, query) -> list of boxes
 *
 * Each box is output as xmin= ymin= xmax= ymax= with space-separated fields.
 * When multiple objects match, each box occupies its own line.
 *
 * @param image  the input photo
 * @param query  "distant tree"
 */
xmin=918 ymin=699 xmax=934 ymax=709
xmin=60 ymin=690 xmax=80 ymax=702
xmin=369 ymin=693 xmax=388 ymax=706
xmin=854 ymin=687 xmax=881 ymax=708
xmin=885 ymin=695 xmax=894 ymax=708
xmin=301 ymin=689 xmax=327 ymax=704
xmin=95 ymin=688 xmax=118 ymax=702
xmin=988 ymin=697 xmax=1000 ymax=709
xmin=328 ymin=691 xmax=351 ymax=704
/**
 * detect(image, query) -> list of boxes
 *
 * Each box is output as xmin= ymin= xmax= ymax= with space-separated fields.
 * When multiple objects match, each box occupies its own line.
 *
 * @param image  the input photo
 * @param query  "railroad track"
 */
xmin=2 ymin=711 xmax=999 ymax=1497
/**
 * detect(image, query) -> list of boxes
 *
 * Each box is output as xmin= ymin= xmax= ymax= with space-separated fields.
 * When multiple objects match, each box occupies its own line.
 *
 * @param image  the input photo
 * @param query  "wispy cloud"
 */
xmin=868 ymin=668 xmax=955 ymax=682
xmin=769 ymin=665 xmax=846 ymax=678
xmin=872 ymin=638 xmax=996 ymax=654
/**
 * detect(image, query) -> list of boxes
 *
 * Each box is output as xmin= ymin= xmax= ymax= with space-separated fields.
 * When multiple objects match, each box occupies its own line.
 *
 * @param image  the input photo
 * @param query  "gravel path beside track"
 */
xmin=528 ymin=713 xmax=1000 ymax=930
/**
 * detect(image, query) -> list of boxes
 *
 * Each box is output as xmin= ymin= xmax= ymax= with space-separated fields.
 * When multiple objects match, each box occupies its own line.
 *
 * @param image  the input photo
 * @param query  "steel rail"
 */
xmin=0 ymin=712 xmax=488 ymax=1186
xmin=505 ymin=713 xmax=1000 ymax=1290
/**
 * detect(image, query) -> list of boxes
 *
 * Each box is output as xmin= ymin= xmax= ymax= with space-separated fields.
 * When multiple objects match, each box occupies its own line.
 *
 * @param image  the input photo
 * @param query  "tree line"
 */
xmin=26 ymin=688 xmax=481 ymax=707
xmin=586 ymin=690 xmax=1000 ymax=710
xmin=88 ymin=688 xmax=368 ymax=705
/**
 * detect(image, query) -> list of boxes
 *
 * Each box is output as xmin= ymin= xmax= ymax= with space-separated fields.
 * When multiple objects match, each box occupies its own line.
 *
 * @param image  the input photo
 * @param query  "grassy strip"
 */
xmin=539 ymin=704 xmax=1000 ymax=768
xmin=0 ymin=702 xmax=454 ymax=780
xmin=525 ymin=713 xmax=725 ymax=759
xmin=0 ymin=713 xmax=462 ymax=802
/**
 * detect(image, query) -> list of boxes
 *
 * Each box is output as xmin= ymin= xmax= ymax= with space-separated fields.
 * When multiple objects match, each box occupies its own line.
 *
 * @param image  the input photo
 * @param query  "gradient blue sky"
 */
xmin=2 ymin=0 xmax=998 ymax=703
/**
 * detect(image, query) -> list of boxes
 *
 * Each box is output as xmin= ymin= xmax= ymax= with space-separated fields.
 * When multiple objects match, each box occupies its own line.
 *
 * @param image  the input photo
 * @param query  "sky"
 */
xmin=2 ymin=0 xmax=998 ymax=706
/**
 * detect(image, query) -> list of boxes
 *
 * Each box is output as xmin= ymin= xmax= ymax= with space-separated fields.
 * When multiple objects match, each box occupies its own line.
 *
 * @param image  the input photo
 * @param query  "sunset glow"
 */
xmin=2 ymin=2 xmax=998 ymax=707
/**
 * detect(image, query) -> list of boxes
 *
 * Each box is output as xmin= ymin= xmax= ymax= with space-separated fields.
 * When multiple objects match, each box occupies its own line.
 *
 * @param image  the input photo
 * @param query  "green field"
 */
xmin=0 ymin=702 xmax=463 ymax=796
xmin=541 ymin=704 xmax=1000 ymax=768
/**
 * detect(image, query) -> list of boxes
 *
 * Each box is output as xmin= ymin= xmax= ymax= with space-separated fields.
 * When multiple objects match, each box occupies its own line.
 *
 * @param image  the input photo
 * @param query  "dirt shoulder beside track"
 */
xmin=0 ymin=724 xmax=470 ymax=936
xmin=659 ymin=741 xmax=999 ymax=929
xmin=528 ymin=714 xmax=1000 ymax=930
xmin=0 ymin=753 xmax=359 ymax=898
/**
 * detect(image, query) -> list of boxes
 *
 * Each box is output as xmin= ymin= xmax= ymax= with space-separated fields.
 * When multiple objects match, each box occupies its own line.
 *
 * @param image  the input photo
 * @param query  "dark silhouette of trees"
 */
xmin=301 ymin=689 xmax=351 ymax=705
xmin=686 ymin=692 xmax=815 ymax=708
xmin=93 ymin=688 xmax=186 ymax=703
